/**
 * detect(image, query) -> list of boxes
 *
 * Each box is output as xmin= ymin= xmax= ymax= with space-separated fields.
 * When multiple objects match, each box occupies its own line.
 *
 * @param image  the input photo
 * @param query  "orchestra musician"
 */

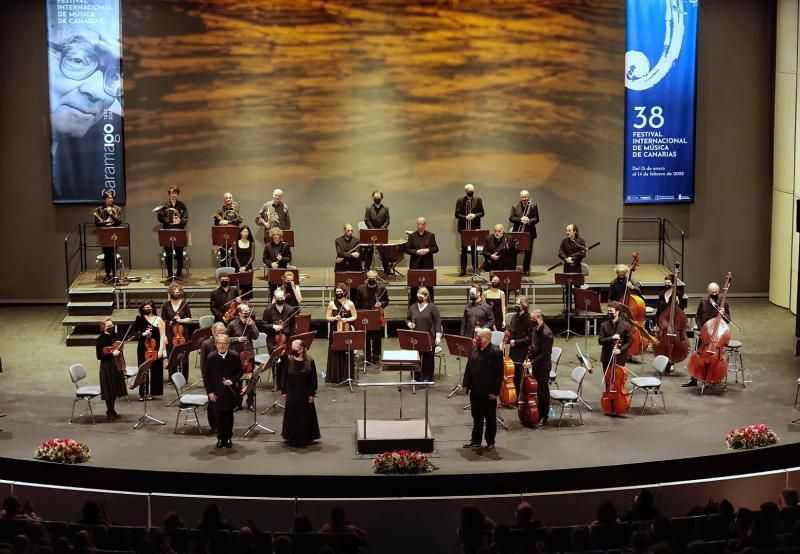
xmin=355 ymin=270 xmax=389 ymax=364
xmin=461 ymin=286 xmax=495 ymax=337
xmin=255 ymin=188 xmax=291 ymax=234
xmin=160 ymin=283 xmax=192 ymax=381
xmin=262 ymin=288 xmax=298 ymax=393
xmin=263 ymin=227 xmax=292 ymax=271
xmin=524 ymin=309 xmax=553 ymax=426
xmin=598 ymin=301 xmax=633 ymax=369
xmin=482 ymin=275 xmax=507 ymax=331
xmin=325 ymin=283 xmax=358 ymax=384
xmin=94 ymin=191 xmax=123 ymax=283
xmin=406 ymin=287 xmax=442 ymax=382
xmin=507 ymin=296 xmax=533 ymax=393
xmin=210 ymin=272 xmax=241 ymax=323
xmin=95 ymin=317 xmax=127 ymax=420
xmin=608 ymin=264 xmax=641 ymax=303
xmin=482 ymin=224 xmax=518 ymax=272
xmin=212 ymin=192 xmax=242 ymax=226
xmin=281 ymin=339 xmax=321 ymax=448
xmin=462 ymin=328 xmax=504 ymax=451
xmin=232 ymin=225 xmax=255 ymax=298
xmin=363 ymin=190 xmax=391 ymax=275
xmin=683 ymin=282 xmax=730 ymax=388
xmin=455 ymin=183 xmax=485 ymax=276
xmin=199 ymin=321 xmax=227 ymax=431
xmin=157 ymin=185 xmax=188 ymax=281
xmin=334 ymin=223 xmax=363 ymax=273
xmin=204 ymin=333 xmax=243 ymax=449
xmin=277 ymin=270 xmax=303 ymax=307
xmin=558 ymin=223 xmax=587 ymax=274
xmin=655 ymin=273 xmax=687 ymax=321
xmin=133 ymin=299 xmax=166 ymax=401
xmin=508 ymin=190 xmax=539 ymax=276
xmin=405 ymin=217 xmax=439 ymax=304
xmin=226 ymin=302 xmax=259 ymax=409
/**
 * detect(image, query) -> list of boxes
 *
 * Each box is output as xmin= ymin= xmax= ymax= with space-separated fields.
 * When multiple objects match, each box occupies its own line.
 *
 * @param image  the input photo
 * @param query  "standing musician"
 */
xmin=558 ymin=223 xmax=587 ymax=274
xmin=160 ymin=283 xmax=192 ymax=380
xmin=508 ymin=190 xmax=539 ymax=276
xmin=363 ymin=190 xmax=391 ymax=275
xmin=277 ymin=270 xmax=303 ymax=307
xmin=507 ymin=296 xmax=533 ymax=393
xmin=483 ymin=275 xmax=507 ymax=330
xmin=405 ymin=217 xmax=439 ymax=304
xmin=200 ymin=322 xmax=227 ymax=431
xmin=325 ymin=283 xmax=358 ymax=384
xmin=262 ymin=289 xmax=298 ymax=392
xmin=524 ymin=309 xmax=553 ymax=426
xmin=683 ymin=282 xmax=731 ymax=388
xmin=462 ymin=328 xmax=504 ymax=451
xmin=263 ymin=227 xmax=292 ymax=271
xmin=461 ymin=286 xmax=495 ymax=337
xmin=281 ymin=339 xmax=321 ymax=447
xmin=95 ymin=317 xmax=127 ymax=420
xmin=133 ymin=299 xmax=166 ymax=401
xmin=94 ymin=191 xmax=123 ymax=283
xmin=255 ymin=188 xmax=291 ymax=233
xmin=455 ymin=183 xmax=485 ymax=276
xmin=598 ymin=301 xmax=633 ymax=369
xmin=210 ymin=272 xmax=241 ymax=323
xmin=608 ymin=264 xmax=641 ymax=303
xmin=232 ymin=225 xmax=255 ymax=298
xmin=205 ymin=333 xmax=243 ymax=449
xmin=356 ymin=270 xmax=389 ymax=365
xmin=226 ymin=303 xmax=260 ymax=409
xmin=482 ymin=224 xmax=518 ymax=272
xmin=655 ymin=273 xmax=687 ymax=322
xmin=406 ymin=287 xmax=442 ymax=382
xmin=156 ymin=185 xmax=189 ymax=281
xmin=212 ymin=192 xmax=242 ymax=226
xmin=334 ymin=223 xmax=363 ymax=272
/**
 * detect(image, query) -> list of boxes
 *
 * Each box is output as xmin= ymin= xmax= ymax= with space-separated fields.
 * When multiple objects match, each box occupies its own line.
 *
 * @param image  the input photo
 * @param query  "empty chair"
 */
xmin=214 ymin=266 xmax=235 ymax=281
xmin=171 ymin=373 xmax=209 ymax=434
xmin=161 ymin=251 xmax=191 ymax=277
xmin=198 ymin=314 xmax=215 ymax=329
xmin=549 ymin=366 xmax=588 ymax=426
xmin=628 ymin=354 xmax=668 ymax=414
xmin=550 ymin=346 xmax=563 ymax=388
xmin=68 ymin=363 xmax=102 ymax=424
xmin=490 ymin=330 xmax=505 ymax=347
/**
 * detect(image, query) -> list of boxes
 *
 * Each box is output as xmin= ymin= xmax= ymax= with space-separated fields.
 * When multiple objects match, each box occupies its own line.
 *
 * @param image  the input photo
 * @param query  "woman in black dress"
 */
xmin=160 ymin=283 xmax=192 ymax=381
xmin=281 ymin=339 xmax=321 ymax=447
xmin=325 ymin=283 xmax=358 ymax=384
xmin=134 ymin=299 xmax=166 ymax=400
xmin=95 ymin=317 xmax=127 ymax=420
xmin=232 ymin=226 xmax=255 ymax=298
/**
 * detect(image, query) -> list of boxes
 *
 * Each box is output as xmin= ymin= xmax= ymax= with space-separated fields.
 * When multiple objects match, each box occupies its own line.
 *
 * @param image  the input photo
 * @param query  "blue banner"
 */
xmin=624 ymin=0 xmax=698 ymax=204
xmin=46 ymin=0 xmax=126 ymax=204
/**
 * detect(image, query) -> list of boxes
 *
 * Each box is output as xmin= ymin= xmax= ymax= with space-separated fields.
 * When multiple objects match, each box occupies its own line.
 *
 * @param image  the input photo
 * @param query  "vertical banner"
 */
xmin=624 ymin=0 xmax=698 ymax=204
xmin=47 ymin=0 xmax=125 ymax=204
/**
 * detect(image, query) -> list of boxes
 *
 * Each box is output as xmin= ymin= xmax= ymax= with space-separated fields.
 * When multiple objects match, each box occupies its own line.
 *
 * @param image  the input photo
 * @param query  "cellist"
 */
xmin=526 ymin=309 xmax=553 ymax=426
xmin=683 ymin=283 xmax=731 ymax=388
xmin=608 ymin=265 xmax=641 ymax=302
xmin=262 ymin=288 xmax=298 ymax=393
xmin=507 ymin=296 xmax=533 ymax=394
xmin=598 ymin=302 xmax=632 ymax=369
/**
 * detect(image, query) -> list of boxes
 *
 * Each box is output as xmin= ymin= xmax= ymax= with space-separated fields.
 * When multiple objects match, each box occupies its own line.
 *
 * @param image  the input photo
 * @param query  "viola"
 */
xmin=499 ymin=330 xmax=517 ymax=408
xmin=653 ymin=262 xmax=690 ymax=364
xmin=600 ymin=338 xmax=631 ymax=416
xmin=517 ymin=359 xmax=539 ymax=427
xmin=687 ymin=272 xmax=733 ymax=385
xmin=240 ymin=350 xmax=253 ymax=374
xmin=623 ymin=252 xmax=648 ymax=358
xmin=171 ymin=323 xmax=186 ymax=346
xmin=144 ymin=335 xmax=158 ymax=362
xmin=103 ymin=340 xmax=128 ymax=372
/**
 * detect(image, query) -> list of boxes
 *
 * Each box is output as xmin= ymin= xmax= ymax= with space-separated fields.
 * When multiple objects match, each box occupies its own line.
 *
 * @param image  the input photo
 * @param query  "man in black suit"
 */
xmin=405 ymin=217 xmax=439 ymax=304
xmin=462 ymin=328 xmax=504 ymax=451
xmin=508 ymin=190 xmax=539 ymax=275
xmin=205 ymin=334 xmax=244 ymax=449
xmin=334 ymin=223 xmax=363 ymax=272
xmin=454 ymin=183 xmax=485 ymax=276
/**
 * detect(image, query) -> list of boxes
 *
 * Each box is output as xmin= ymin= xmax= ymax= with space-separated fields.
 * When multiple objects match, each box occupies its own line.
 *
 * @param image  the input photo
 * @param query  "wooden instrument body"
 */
xmin=601 ymin=339 xmax=631 ymax=415
xmin=517 ymin=371 xmax=539 ymax=427
xmin=653 ymin=263 xmax=690 ymax=363
xmin=499 ymin=330 xmax=517 ymax=408
xmin=623 ymin=253 xmax=648 ymax=357
xmin=687 ymin=272 xmax=733 ymax=384
xmin=103 ymin=340 xmax=127 ymax=372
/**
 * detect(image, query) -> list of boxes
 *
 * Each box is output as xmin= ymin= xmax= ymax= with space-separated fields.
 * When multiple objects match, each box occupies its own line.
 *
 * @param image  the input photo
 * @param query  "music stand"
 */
xmin=211 ymin=225 xmax=239 ymax=268
xmin=243 ymin=351 xmax=278 ymax=437
xmin=555 ymin=272 xmax=584 ymax=340
xmin=354 ymin=309 xmax=382 ymax=372
xmin=97 ymin=226 xmax=129 ymax=284
xmin=407 ymin=269 xmax=436 ymax=291
xmin=282 ymin=230 xmax=295 ymax=247
xmin=158 ymin=229 xmax=188 ymax=282
xmin=443 ymin=334 xmax=475 ymax=398
xmin=492 ymin=270 xmax=522 ymax=300
xmin=507 ymin=232 xmax=531 ymax=252
xmin=335 ymin=271 xmax=366 ymax=295
xmin=398 ymin=329 xmax=433 ymax=392
xmin=228 ymin=270 xmax=253 ymax=292
xmin=460 ymin=229 xmax=489 ymax=282
xmin=165 ymin=342 xmax=195 ymax=406
xmin=574 ymin=288 xmax=603 ymax=359
xmin=360 ymin=229 xmax=388 ymax=273
xmin=130 ymin=359 xmax=165 ymax=429
xmin=268 ymin=268 xmax=299 ymax=288
xmin=332 ymin=330 xmax=366 ymax=393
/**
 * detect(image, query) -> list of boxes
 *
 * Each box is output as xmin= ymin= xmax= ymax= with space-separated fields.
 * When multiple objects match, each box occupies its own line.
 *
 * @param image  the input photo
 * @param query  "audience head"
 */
xmin=81 ymin=500 xmax=101 ymax=523
xmin=292 ymin=514 xmax=312 ymax=533
xmin=719 ymin=499 xmax=735 ymax=518
xmin=330 ymin=506 xmax=346 ymax=525
xmin=459 ymin=504 xmax=486 ymax=529
xmin=596 ymin=501 xmax=618 ymax=526
xmin=516 ymin=501 xmax=534 ymax=524
xmin=274 ymin=535 xmax=293 ymax=554
xmin=781 ymin=488 xmax=799 ymax=508
xmin=163 ymin=510 xmax=184 ymax=529
xmin=199 ymin=503 xmax=223 ymax=527
xmin=2 ymin=496 xmax=20 ymax=518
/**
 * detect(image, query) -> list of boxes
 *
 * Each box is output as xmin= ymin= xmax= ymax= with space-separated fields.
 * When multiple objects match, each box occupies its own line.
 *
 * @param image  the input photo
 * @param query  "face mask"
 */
xmin=665 ymin=283 xmax=671 ymax=289
xmin=335 ymin=292 xmax=344 ymax=299
xmin=367 ymin=279 xmax=376 ymax=286
xmin=469 ymin=293 xmax=478 ymax=301
xmin=373 ymin=198 xmax=381 ymax=204
xmin=514 ymin=305 xmax=521 ymax=313
xmin=220 ymin=280 xmax=229 ymax=287
xmin=466 ymin=191 xmax=474 ymax=197
xmin=710 ymin=294 xmax=719 ymax=301
xmin=276 ymin=299 xmax=285 ymax=305
xmin=143 ymin=307 xmax=152 ymax=314
xmin=417 ymin=296 xmax=425 ymax=303
xmin=491 ymin=282 xmax=499 ymax=289
xmin=170 ymin=293 xmax=180 ymax=299
xmin=607 ymin=311 xmax=615 ymax=318
xmin=291 ymin=349 xmax=301 ymax=357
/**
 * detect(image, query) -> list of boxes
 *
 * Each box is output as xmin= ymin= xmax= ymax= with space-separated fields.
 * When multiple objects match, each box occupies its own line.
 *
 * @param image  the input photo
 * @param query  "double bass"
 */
xmin=623 ymin=253 xmax=648 ymax=358
xmin=499 ymin=330 xmax=517 ymax=408
xmin=653 ymin=262 xmax=690 ymax=363
xmin=600 ymin=338 xmax=631 ymax=415
xmin=687 ymin=273 xmax=733 ymax=385
xmin=517 ymin=358 xmax=539 ymax=427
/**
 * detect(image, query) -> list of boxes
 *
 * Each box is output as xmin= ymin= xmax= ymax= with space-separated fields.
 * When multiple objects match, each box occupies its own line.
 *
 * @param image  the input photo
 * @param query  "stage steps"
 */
xmin=65 ymin=288 xmax=116 ymax=345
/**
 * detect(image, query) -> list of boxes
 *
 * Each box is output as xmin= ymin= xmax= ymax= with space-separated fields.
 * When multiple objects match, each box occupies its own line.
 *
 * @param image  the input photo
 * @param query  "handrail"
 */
xmin=661 ymin=219 xmax=686 ymax=276
xmin=615 ymin=218 xmax=663 ymax=264
xmin=63 ymin=223 xmax=85 ymax=292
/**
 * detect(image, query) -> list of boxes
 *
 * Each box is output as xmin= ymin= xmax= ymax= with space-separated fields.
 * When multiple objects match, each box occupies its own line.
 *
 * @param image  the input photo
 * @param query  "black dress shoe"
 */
xmin=463 ymin=441 xmax=481 ymax=449
xmin=484 ymin=443 xmax=495 ymax=451
xmin=681 ymin=379 xmax=697 ymax=388
xmin=225 ymin=440 xmax=233 ymax=448
xmin=458 ymin=271 xmax=466 ymax=277
xmin=216 ymin=439 xmax=223 ymax=448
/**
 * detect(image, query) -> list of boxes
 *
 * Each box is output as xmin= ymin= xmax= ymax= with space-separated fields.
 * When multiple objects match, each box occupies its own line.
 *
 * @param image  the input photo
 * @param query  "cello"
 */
xmin=622 ymin=253 xmax=648 ymax=358
xmin=517 ymin=357 xmax=539 ymax=427
xmin=653 ymin=262 xmax=690 ymax=364
xmin=600 ymin=338 xmax=631 ymax=416
xmin=687 ymin=273 xmax=733 ymax=386
xmin=499 ymin=330 xmax=517 ymax=408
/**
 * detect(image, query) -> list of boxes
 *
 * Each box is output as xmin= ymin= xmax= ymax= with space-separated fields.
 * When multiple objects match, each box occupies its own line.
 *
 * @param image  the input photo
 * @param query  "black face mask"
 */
xmin=469 ymin=294 xmax=478 ymax=301
xmin=276 ymin=299 xmax=285 ymax=305
xmin=220 ymin=280 xmax=229 ymax=287
xmin=373 ymin=198 xmax=381 ymax=205
xmin=143 ymin=307 xmax=152 ymax=314
xmin=607 ymin=311 xmax=615 ymax=319
xmin=466 ymin=191 xmax=474 ymax=197
xmin=367 ymin=279 xmax=376 ymax=286
xmin=491 ymin=282 xmax=499 ymax=289
xmin=514 ymin=305 xmax=522 ymax=313
xmin=417 ymin=296 xmax=425 ymax=303
xmin=665 ymin=283 xmax=672 ymax=289
xmin=335 ymin=292 xmax=344 ymax=299
xmin=709 ymin=294 xmax=719 ymax=302
xmin=291 ymin=350 xmax=301 ymax=357
xmin=170 ymin=293 xmax=180 ymax=299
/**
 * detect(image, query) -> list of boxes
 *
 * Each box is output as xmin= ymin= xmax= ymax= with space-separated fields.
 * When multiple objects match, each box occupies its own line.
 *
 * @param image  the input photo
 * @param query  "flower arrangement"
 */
xmin=372 ymin=449 xmax=437 ymax=474
xmin=34 ymin=438 xmax=91 ymax=464
xmin=725 ymin=424 xmax=778 ymax=450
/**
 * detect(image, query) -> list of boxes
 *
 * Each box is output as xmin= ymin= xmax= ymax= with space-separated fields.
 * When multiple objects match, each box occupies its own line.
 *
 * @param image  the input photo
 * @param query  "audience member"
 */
xmin=569 ymin=525 xmax=590 ymax=552
xmin=624 ymin=489 xmax=659 ymax=522
xmin=780 ymin=488 xmax=800 ymax=530
xmin=273 ymin=534 xmax=293 ymax=554
xmin=77 ymin=499 xmax=109 ymax=526
xmin=71 ymin=529 xmax=93 ymax=554
xmin=196 ymin=503 xmax=235 ymax=531
xmin=511 ymin=501 xmax=541 ymax=529
xmin=318 ymin=507 xmax=367 ymax=538
xmin=236 ymin=526 xmax=256 ymax=554
xmin=291 ymin=514 xmax=313 ymax=533
xmin=593 ymin=501 xmax=620 ymax=527
xmin=457 ymin=505 xmax=496 ymax=554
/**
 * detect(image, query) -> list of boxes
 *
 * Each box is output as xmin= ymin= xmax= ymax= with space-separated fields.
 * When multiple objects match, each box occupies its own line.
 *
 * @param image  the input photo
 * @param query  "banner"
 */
xmin=46 ymin=0 xmax=125 ymax=204
xmin=623 ymin=0 xmax=698 ymax=204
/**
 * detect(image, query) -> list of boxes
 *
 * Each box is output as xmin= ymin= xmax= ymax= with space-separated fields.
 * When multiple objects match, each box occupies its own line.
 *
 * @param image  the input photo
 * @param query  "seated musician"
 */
xmin=263 ymin=227 xmax=292 ymax=270
xmin=598 ymin=301 xmax=632 ymax=369
xmin=683 ymin=282 xmax=730 ymax=388
xmin=608 ymin=264 xmax=641 ymax=303
xmin=210 ymin=272 xmax=241 ymax=323
xmin=262 ymin=289 xmax=298 ymax=393
xmin=94 ymin=191 xmax=123 ymax=283
xmin=355 ymin=270 xmax=389 ymax=365
xmin=482 ymin=224 xmax=518 ymax=272
xmin=334 ymin=223 xmax=363 ymax=272
xmin=405 ymin=217 xmax=439 ymax=304
xmin=363 ymin=191 xmax=391 ymax=275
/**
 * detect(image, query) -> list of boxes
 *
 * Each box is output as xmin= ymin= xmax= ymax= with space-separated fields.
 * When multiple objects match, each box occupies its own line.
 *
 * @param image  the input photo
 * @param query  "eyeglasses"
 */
xmin=49 ymin=41 xmax=122 ymax=98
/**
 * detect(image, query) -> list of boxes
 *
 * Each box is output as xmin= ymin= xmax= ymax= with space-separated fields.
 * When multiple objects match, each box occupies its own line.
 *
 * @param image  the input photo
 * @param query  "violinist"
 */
xmin=356 ymin=270 xmax=389 ymax=365
xmin=558 ymin=224 xmax=587 ymax=274
xmin=94 ymin=191 xmax=123 ymax=283
xmin=160 ymin=283 xmax=192 ymax=381
xmin=95 ymin=317 xmax=127 ymax=420
xmin=525 ymin=309 xmax=553 ymax=426
xmin=134 ymin=299 xmax=166 ymax=401
xmin=263 ymin=227 xmax=292 ymax=270
xmin=462 ymin=328 xmax=504 ymax=451
xmin=461 ymin=286 xmax=494 ymax=338
xmin=262 ymin=289 xmax=298 ymax=392
xmin=508 ymin=190 xmax=539 ymax=276
xmin=199 ymin=322 xmax=227 ymax=431
xmin=325 ymin=283 xmax=358 ymax=384
xmin=334 ymin=223 xmax=362 ymax=272
xmin=608 ymin=265 xmax=641 ymax=303
xmin=405 ymin=217 xmax=439 ymax=303
xmin=210 ymin=273 xmax=241 ymax=323
xmin=482 ymin=224 xmax=518 ymax=272
xmin=482 ymin=275 xmax=507 ymax=331
xmin=226 ymin=303 xmax=259 ymax=409
xmin=278 ymin=271 xmax=303 ymax=308
xmin=507 ymin=296 xmax=533 ymax=393
xmin=683 ymin=282 xmax=731 ymax=387
xmin=598 ymin=302 xmax=633 ymax=369
xmin=455 ymin=183 xmax=485 ymax=276
xmin=156 ymin=185 xmax=188 ymax=281
xmin=406 ymin=287 xmax=442 ymax=382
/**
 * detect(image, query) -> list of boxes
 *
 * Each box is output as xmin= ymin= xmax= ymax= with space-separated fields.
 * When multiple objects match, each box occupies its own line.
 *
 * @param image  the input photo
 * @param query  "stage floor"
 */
xmin=1 ymin=299 xmax=798 ymax=496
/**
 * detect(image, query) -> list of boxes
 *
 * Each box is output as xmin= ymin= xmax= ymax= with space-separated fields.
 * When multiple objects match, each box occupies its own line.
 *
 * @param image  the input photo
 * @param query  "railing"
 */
xmin=661 ymin=218 xmax=686 ymax=275
xmin=82 ymin=221 xmax=133 ymax=278
xmin=63 ymin=224 xmax=86 ymax=292
xmin=615 ymin=218 xmax=685 ymax=276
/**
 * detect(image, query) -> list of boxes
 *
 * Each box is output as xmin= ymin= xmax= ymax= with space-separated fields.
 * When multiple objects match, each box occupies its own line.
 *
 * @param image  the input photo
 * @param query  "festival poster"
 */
xmin=46 ymin=0 xmax=126 ymax=204
xmin=623 ymin=0 xmax=699 ymax=204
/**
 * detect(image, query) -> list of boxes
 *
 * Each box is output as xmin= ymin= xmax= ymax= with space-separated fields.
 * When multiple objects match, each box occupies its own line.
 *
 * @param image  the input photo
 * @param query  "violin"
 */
xmin=499 ymin=330 xmax=517 ymax=408
xmin=687 ymin=272 xmax=733 ymax=385
xmin=600 ymin=338 xmax=631 ymax=416
xmin=103 ymin=340 xmax=127 ymax=372
xmin=171 ymin=323 xmax=186 ymax=346
xmin=144 ymin=329 xmax=158 ymax=362
xmin=623 ymin=252 xmax=649 ymax=358
xmin=653 ymin=262 xmax=690 ymax=364
xmin=517 ymin=358 xmax=539 ymax=427
xmin=272 ymin=305 xmax=303 ymax=356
